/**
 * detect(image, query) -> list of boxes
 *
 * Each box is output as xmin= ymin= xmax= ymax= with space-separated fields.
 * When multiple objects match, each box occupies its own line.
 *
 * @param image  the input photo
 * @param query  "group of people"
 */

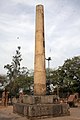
xmin=1 ymin=89 xmax=24 ymax=106
xmin=2 ymin=90 xmax=8 ymax=106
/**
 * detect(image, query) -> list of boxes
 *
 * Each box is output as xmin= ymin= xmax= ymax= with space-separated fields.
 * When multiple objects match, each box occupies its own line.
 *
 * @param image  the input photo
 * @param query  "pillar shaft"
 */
xmin=34 ymin=5 xmax=46 ymax=95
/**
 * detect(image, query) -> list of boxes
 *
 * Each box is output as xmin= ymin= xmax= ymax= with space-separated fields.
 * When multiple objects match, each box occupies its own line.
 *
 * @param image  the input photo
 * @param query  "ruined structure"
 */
xmin=13 ymin=5 xmax=70 ymax=119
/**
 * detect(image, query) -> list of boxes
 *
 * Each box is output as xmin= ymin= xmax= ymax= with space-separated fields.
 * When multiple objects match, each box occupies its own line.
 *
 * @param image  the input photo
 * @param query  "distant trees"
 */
xmin=59 ymin=56 xmax=80 ymax=94
xmin=48 ymin=56 xmax=80 ymax=97
xmin=6 ymin=74 xmax=33 ymax=97
xmin=4 ymin=46 xmax=80 ymax=97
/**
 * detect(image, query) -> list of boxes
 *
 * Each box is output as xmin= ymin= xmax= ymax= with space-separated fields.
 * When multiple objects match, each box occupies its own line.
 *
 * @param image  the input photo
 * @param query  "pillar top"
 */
xmin=36 ymin=4 xmax=43 ymax=6
xmin=36 ymin=4 xmax=44 ymax=8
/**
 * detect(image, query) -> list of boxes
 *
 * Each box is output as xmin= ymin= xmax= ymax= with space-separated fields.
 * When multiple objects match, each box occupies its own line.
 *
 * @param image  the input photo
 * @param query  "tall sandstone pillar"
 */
xmin=34 ymin=5 xmax=46 ymax=95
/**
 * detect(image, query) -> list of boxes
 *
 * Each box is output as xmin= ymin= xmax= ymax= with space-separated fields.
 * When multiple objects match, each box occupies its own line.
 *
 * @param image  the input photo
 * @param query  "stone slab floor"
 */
xmin=0 ymin=106 xmax=80 ymax=120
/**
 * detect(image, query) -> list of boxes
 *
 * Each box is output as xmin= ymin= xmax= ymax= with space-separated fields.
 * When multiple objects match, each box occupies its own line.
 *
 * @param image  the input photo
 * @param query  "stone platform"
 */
xmin=13 ymin=95 xmax=70 ymax=119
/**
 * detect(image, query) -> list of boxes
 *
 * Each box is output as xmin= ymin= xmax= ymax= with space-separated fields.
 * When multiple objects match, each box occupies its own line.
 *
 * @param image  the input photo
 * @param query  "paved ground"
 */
xmin=0 ymin=106 xmax=27 ymax=120
xmin=0 ymin=106 xmax=80 ymax=120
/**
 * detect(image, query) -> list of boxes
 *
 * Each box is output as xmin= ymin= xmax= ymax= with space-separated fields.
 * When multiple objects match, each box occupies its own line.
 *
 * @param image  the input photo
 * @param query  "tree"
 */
xmin=0 ymin=75 xmax=7 ymax=87
xmin=46 ymin=56 xmax=80 ymax=97
xmin=4 ymin=46 xmax=22 ymax=81
xmin=61 ymin=56 xmax=80 ymax=93
xmin=4 ymin=47 xmax=34 ymax=96
xmin=54 ymin=56 xmax=80 ymax=97
xmin=6 ymin=71 xmax=33 ymax=96
xmin=46 ymin=68 xmax=59 ymax=95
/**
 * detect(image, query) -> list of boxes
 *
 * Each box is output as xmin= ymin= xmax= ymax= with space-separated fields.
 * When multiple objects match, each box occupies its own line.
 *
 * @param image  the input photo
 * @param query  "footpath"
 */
xmin=0 ymin=106 xmax=80 ymax=120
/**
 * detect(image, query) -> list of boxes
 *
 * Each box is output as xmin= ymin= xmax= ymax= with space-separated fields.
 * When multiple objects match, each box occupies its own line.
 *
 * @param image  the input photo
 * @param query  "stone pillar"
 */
xmin=34 ymin=5 xmax=46 ymax=95
xmin=13 ymin=5 xmax=70 ymax=118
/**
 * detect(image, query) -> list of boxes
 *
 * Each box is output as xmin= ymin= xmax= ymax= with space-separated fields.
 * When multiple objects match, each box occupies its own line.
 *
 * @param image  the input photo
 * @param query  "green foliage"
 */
xmin=48 ymin=56 xmax=80 ymax=96
xmin=6 ymin=75 xmax=33 ymax=96
xmin=4 ymin=46 xmax=22 ymax=80
xmin=0 ymin=75 xmax=7 ymax=87
xmin=4 ymin=46 xmax=80 ymax=97
xmin=4 ymin=46 xmax=34 ymax=96
xmin=61 ymin=56 xmax=80 ymax=93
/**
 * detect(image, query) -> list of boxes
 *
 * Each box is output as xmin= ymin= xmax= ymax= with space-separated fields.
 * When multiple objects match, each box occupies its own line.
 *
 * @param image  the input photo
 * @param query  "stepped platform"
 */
xmin=13 ymin=95 xmax=70 ymax=119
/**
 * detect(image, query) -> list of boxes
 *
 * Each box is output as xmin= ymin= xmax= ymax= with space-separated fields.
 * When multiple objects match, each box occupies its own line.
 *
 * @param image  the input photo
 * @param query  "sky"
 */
xmin=0 ymin=0 xmax=80 ymax=74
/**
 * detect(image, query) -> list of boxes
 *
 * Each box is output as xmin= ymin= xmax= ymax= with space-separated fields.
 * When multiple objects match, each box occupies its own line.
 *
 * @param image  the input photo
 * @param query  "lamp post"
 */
xmin=46 ymin=57 xmax=51 ymax=94
xmin=46 ymin=57 xmax=51 ymax=79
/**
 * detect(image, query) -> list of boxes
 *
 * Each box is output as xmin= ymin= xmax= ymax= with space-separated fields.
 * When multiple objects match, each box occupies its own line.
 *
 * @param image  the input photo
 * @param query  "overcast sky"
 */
xmin=0 ymin=0 xmax=80 ymax=74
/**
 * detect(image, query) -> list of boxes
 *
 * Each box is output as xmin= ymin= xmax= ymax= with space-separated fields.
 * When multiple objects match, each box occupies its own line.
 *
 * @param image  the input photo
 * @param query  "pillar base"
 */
xmin=13 ymin=95 xmax=70 ymax=119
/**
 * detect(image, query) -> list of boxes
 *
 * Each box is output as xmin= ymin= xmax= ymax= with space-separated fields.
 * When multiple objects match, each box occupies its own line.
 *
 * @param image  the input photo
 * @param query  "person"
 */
xmin=2 ymin=89 xmax=8 ymax=106
xmin=19 ymin=90 xmax=24 ymax=103
xmin=2 ymin=91 xmax=5 ymax=106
